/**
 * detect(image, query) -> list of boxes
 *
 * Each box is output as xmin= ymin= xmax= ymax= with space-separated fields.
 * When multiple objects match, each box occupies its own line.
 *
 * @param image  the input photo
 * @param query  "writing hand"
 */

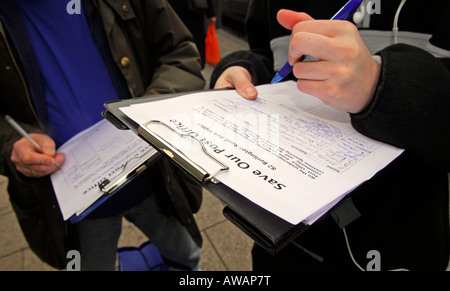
xmin=277 ymin=10 xmax=380 ymax=114
xmin=213 ymin=66 xmax=258 ymax=99
xmin=10 ymin=133 xmax=65 ymax=178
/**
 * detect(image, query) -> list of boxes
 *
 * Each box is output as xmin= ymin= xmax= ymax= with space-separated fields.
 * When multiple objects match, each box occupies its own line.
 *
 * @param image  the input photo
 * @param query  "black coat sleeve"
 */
xmin=209 ymin=49 xmax=273 ymax=88
xmin=210 ymin=0 xmax=274 ymax=88
xmin=351 ymin=44 xmax=450 ymax=170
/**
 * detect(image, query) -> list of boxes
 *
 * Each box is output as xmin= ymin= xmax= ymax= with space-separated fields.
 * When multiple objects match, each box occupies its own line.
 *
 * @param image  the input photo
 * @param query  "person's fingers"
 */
xmin=291 ymin=19 xmax=356 ymax=38
xmin=293 ymin=59 xmax=359 ymax=82
xmin=288 ymin=32 xmax=340 ymax=63
xmin=10 ymin=134 xmax=64 ymax=177
xmin=15 ymin=153 xmax=64 ymax=177
xmin=214 ymin=66 xmax=258 ymax=99
xmin=293 ymin=60 xmax=329 ymax=81
xmin=30 ymin=133 xmax=57 ymax=156
xmin=233 ymin=75 xmax=258 ymax=100
xmin=276 ymin=10 xmax=314 ymax=30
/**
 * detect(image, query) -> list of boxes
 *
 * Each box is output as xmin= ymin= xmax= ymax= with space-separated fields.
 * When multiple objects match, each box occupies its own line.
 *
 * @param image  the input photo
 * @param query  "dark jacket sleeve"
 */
xmin=351 ymin=44 xmax=450 ymax=170
xmin=209 ymin=49 xmax=273 ymax=88
xmin=210 ymin=0 xmax=275 ymax=88
xmin=142 ymin=0 xmax=205 ymax=95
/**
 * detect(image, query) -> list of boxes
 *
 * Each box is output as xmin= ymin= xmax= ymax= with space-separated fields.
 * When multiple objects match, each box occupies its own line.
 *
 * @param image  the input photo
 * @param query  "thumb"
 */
xmin=277 ymin=9 xmax=315 ymax=30
xmin=214 ymin=66 xmax=258 ymax=99
xmin=234 ymin=77 xmax=257 ymax=100
xmin=54 ymin=152 xmax=66 ymax=166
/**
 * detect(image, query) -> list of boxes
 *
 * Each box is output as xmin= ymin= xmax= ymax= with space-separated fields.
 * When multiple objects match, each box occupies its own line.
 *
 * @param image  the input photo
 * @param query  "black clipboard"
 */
xmin=102 ymin=92 xmax=309 ymax=254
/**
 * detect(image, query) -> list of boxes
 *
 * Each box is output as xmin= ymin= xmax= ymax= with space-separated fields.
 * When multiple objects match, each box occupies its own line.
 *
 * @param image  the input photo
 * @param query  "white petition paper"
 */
xmin=50 ymin=119 xmax=156 ymax=220
xmin=120 ymin=81 xmax=404 ymax=225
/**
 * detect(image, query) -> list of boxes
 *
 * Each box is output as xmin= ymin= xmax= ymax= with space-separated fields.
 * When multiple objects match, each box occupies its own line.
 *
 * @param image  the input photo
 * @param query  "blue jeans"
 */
xmin=75 ymin=194 xmax=200 ymax=271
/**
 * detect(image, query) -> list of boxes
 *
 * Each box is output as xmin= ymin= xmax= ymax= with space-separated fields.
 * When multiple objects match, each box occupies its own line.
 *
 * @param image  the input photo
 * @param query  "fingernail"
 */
xmin=243 ymin=87 xmax=257 ymax=98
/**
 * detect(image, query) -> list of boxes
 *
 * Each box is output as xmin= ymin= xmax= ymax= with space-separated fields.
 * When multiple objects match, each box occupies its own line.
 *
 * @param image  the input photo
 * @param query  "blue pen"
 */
xmin=271 ymin=0 xmax=364 ymax=84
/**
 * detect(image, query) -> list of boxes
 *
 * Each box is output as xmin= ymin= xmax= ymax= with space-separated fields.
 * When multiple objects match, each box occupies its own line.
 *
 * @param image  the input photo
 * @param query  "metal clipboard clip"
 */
xmin=98 ymin=148 xmax=156 ymax=194
xmin=74 ymin=149 xmax=157 ymax=217
xmin=138 ymin=120 xmax=229 ymax=184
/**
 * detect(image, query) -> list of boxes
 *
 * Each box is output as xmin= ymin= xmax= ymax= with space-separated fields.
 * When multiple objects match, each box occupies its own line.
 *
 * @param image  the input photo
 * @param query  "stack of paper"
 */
xmin=119 ymin=81 xmax=403 ymax=225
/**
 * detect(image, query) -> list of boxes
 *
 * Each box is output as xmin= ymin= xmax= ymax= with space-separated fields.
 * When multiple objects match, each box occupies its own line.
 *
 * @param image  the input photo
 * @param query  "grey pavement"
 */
xmin=0 ymin=26 xmax=253 ymax=271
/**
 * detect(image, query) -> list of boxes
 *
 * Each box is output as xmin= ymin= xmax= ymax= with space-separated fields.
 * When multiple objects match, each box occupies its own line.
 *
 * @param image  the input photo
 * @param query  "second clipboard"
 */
xmin=70 ymin=150 xmax=160 ymax=223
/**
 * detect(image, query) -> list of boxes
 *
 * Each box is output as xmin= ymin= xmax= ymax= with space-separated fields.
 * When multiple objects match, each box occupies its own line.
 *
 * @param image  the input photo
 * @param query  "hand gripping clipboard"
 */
xmin=102 ymin=92 xmax=309 ymax=254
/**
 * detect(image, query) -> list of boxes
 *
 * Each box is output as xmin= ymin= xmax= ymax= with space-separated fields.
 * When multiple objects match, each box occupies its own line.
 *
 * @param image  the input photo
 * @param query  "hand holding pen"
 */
xmin=271 ymin=0 xmax=364 ymax=84
xmin=5 ymin=115 xmax=64 ymax=178
xmin=277 ymin=7 xmax=380 ymax=113
xmin=214 ymin=0 xmax=381 ymax=113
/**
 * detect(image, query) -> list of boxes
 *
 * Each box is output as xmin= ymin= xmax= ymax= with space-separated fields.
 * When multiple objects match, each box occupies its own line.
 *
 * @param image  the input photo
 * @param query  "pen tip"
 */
xmin=271 ymin=74 xmax=282 ymax=84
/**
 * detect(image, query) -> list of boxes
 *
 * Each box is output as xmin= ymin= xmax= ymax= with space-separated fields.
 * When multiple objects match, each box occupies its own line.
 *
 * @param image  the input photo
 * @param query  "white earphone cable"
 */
xmin=393 ymin=0 xmax=407 ymax=44
xmin=343 ymin=227 xmax=409 ymax=271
